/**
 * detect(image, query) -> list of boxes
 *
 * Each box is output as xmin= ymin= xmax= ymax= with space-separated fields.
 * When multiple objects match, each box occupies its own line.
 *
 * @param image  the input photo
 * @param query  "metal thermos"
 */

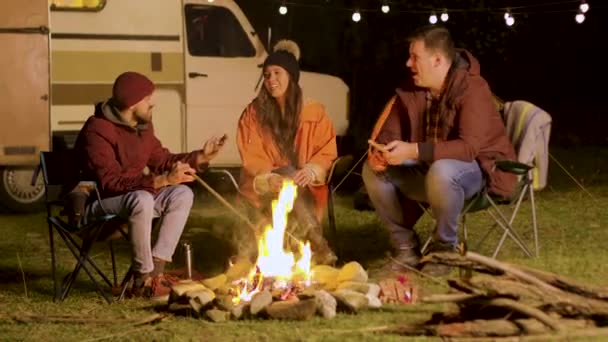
xmin=183 ymin=242 xmax=192 ymax=279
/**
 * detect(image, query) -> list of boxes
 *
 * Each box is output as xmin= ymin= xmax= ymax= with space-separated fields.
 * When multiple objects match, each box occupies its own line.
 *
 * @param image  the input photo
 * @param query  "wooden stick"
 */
xmin=444 ymin=326 xmax=608 ymax=341
xmin=16 ymin=252 xmax=28 ymax=299
xmin=192 ymin=174 xmax=256 ymax=230
xmin=12 ymin=313 xmax=165 ymax=325
xmin=421 ymin=293 xmax=484 ymax=303
xmin=387 ymin=255 xmax=443 ymax=285
xmin=484 ymin=298 xmax=562 ymax=332
xmin=192 ymin=174 xmax=301 ymax=243
xmin=464 ymin=252 xmax=561 ymax=293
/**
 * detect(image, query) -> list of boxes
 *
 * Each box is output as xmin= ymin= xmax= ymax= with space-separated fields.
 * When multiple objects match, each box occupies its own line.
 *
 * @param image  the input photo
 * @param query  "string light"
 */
xmin=267 ymin=0 xmax=594 ymax=26
xmin=504 ymin=9 xmax=515 ymax=27
xmin=579 ymin=0 xmax=589 ymax=13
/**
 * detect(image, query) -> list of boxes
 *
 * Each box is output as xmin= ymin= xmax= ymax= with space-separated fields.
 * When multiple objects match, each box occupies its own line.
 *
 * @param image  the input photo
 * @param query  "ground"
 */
xmin=0 ymin=146 xmax=606 ymax=341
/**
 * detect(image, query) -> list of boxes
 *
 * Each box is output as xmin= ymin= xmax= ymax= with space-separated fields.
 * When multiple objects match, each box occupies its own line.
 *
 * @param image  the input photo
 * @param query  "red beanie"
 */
xmin=112 ymin=71 xmax=155 ymax=109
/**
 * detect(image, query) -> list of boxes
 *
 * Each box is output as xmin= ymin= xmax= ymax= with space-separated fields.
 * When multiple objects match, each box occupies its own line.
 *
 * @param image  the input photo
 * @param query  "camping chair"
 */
xmin=40 ymin=150 xmax=133 ymax=304
xmin=421 ymin=100 xmax=551 ymax=259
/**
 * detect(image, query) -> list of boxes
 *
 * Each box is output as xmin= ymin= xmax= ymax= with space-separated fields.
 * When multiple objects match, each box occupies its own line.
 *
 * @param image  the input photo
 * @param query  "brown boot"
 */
xmin=307 ymin=226 xmax=337 ymax=266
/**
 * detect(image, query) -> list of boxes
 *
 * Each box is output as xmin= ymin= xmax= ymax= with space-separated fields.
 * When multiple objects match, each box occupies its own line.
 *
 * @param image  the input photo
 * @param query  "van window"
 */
xmin=185 ymin=4 xmax=256 ymax=58
xmin=50 ymin=0 xmax=106 ymax=11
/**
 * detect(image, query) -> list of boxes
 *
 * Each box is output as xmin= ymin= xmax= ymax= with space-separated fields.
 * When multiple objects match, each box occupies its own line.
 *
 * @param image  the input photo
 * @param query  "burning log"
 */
xmin=165 ymin=181 xmax=385 ymax=321
xmin=164 ymin=260 xmax=384 ymax=322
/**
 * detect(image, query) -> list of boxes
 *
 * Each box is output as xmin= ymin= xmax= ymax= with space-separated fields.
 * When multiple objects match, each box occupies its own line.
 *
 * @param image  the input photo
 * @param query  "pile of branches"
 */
xmin=400 ymin=251 xmax=608 ymax=339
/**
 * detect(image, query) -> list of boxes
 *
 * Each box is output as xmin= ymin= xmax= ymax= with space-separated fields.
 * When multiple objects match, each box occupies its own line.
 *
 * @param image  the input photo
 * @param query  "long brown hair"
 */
xmin=253 ymin=78 xmax=303 ymax=165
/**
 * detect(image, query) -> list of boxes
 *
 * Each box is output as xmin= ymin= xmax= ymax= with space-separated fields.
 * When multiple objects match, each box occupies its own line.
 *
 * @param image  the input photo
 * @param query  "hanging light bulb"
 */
xmin=440 ymin=9 xmax=449 ymax=22
xmin=504 ymin=9 xmax=511 ymax=20
xmin=207 ymin=0 xmax=215 ymax=2
xmin=352 ymin=10 xmax=361 ymax=22
xmin=575 ymin=11 xmax=586 ymax=23
xmin=506 ymin=15 xmax=515 ymax=26
xmin=279 ymin=5 xmax=288 ymax=15
xmin=429 ymin=13 xmax=438 ymax=24
xmin=381 ymin=4 xmax=390 ymax=14
xmin=579 ymin=0 xmax=589 ymax=13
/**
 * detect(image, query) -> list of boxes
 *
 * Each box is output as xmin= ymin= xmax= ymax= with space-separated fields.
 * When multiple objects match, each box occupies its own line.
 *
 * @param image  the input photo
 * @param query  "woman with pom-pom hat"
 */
xmin=236 ymin=40 xmax=338 ymax=265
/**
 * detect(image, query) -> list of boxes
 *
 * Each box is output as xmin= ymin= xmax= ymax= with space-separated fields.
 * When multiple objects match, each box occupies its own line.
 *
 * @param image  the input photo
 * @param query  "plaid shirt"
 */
xmin=424 ymin=92 xmax=444 ymax=143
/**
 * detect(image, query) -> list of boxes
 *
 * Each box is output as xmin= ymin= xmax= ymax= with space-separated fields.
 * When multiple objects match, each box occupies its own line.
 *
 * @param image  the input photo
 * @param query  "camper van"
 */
xmin=0 ymin=0 xmax=349 ymax=212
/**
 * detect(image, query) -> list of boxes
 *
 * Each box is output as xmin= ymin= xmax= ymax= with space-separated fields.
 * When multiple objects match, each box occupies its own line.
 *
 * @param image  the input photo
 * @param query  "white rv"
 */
xmin=0 ymin=0 xmax=349 ymax=212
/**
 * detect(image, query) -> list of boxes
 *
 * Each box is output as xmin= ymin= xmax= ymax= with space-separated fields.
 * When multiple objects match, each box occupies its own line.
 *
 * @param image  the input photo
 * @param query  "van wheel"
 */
xmin=0 ymin=166 xmax=45 ymax=213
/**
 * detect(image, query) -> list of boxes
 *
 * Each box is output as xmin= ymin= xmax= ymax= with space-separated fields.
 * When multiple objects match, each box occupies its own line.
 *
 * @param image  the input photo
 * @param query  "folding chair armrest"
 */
xmin=495 ymin=160 xmax=533 ymax=175
xmin=327 ymin=155 xmax=355 ymax=186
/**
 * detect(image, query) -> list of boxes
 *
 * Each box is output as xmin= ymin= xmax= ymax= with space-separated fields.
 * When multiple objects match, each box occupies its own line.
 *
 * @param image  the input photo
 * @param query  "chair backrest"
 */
xmin=502 ymin=100 xmax=552 ymax=191
xmin=40 ymin=150 xmax=81 ymax=203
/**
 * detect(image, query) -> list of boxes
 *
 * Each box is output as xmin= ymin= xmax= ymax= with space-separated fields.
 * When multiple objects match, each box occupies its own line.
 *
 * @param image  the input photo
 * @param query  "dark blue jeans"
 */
xmin=362 ymin=159 xmax=483 ymax=249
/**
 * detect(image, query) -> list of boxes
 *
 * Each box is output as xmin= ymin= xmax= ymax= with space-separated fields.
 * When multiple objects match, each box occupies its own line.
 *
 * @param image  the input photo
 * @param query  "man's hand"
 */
xmin=293 ymin=168 xmax=314 ymax=187
xmin=382 ymin=140 xmax=418 ymax=165
xmin=167 ymin=161 xmax=196 ymax=185
xmin=268 ymin=174 xmax=284 ymax=193
xmin=198 ymin=134 xmax=227 ymax=165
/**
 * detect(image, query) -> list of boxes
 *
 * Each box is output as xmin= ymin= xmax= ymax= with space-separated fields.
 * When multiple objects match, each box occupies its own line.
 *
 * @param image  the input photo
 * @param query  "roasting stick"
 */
xmin=191 ymin=173 xmax=300 ymax=243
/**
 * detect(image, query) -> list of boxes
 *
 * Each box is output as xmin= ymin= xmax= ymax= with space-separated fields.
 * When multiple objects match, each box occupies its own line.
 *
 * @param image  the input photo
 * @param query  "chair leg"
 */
xmin=118 ymin=266 xmax=135 ymax=303
xmin=47 ymin=221 xmax=59 ymax=301
xmin=327 ymin=186 xmax=339 ymax=258
xmin=529 ymin=185 xmax=539 ymax=257
xmin=63 ymin=230 xmax=114 ymax=287
xmin=486 ymin=195 xmax=533 ymax=258
xmin=110 ymin=241 xmax=118 ymax=287
xmin=491 ymin=183 xmax=532 ymax=258
xmin=55 ymin=225 xmax=113 ymax=304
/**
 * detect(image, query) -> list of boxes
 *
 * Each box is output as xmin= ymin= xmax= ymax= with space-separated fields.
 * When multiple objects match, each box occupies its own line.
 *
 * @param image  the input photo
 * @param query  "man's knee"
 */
xmin=168 ymin=185 xmax=195 ymax=209
xmin=362 ymin=162 xmax=384 ymax=187
xmin=426 ymin=160 xmax=460 ymax=187
xmin=125 ymin=190 xmax=155 ymax=214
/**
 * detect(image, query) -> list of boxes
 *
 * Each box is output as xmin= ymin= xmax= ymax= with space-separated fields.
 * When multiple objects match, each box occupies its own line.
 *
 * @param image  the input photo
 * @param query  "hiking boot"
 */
xmin=306 ymin=225 xmax=338 ymax=266
xmin=420 ymin=240 xmax=458 ymax=277
xmin=382 ymin=247 xmax=421 ymax=274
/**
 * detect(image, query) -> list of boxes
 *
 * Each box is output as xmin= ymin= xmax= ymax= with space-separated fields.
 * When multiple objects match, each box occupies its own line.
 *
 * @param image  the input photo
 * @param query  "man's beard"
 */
xmin=135 ymin=112 xmax=152 ymax=124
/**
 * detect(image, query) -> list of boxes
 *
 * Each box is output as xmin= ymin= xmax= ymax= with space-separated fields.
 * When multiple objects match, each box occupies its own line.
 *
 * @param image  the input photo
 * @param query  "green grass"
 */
xmin=0 ymin=146 xmax=606 ymax=341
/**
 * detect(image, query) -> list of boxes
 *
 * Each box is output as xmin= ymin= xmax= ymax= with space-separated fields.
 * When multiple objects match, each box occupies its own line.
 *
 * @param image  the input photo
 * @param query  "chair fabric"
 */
xmin=40 ymin=150 xmax=132 ymax=304
xmin=421 ymin=101 xmax=552 ymax=258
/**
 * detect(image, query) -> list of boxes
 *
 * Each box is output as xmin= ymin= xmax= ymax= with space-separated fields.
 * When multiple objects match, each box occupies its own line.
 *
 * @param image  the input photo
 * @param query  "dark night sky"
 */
xmin=235 ymin=0 xmax=607 ymax=149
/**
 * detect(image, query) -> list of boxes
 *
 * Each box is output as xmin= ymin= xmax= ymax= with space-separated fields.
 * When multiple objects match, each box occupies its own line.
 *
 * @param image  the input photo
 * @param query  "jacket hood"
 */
xmin=455 ymin=49 xmax=480 ymax=76
xmin=94 ymin=100 xmax=148 ymax=131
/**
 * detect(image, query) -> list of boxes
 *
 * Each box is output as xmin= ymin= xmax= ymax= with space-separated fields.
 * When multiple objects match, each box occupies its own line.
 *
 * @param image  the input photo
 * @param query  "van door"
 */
xmin=183 ymin=1 xmax=264 ymax=166
xmin=0 ymin=0 xmax=49 ymax=212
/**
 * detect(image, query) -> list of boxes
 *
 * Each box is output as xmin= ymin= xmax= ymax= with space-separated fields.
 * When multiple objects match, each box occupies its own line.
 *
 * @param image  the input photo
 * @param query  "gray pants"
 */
xmin=84 ymin=185 xmax=194 ymax=273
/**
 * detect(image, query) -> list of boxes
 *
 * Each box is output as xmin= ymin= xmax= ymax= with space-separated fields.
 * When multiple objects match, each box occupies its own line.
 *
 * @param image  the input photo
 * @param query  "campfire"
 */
xmin=166 ymin=180 xmax=387 ymax=321
xmin=231 ymin=180 xmax=312 ymax=305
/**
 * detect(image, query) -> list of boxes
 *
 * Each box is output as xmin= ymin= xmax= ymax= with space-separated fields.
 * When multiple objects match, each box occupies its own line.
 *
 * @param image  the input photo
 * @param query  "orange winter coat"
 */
xmin=237 ymin=100 xmax=338 ymax=220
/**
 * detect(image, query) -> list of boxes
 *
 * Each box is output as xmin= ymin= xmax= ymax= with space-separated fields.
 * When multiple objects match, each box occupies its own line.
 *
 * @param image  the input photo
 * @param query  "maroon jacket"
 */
xmin=371 ymin=50 xmax=517 ymax=197
xmin=74 ymin=101 xmax=205 ymax=198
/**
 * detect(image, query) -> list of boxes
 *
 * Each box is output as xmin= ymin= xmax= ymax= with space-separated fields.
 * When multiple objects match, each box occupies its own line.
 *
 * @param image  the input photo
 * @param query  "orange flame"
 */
xmin=233 ymin=180 xmax=313 ymax=304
